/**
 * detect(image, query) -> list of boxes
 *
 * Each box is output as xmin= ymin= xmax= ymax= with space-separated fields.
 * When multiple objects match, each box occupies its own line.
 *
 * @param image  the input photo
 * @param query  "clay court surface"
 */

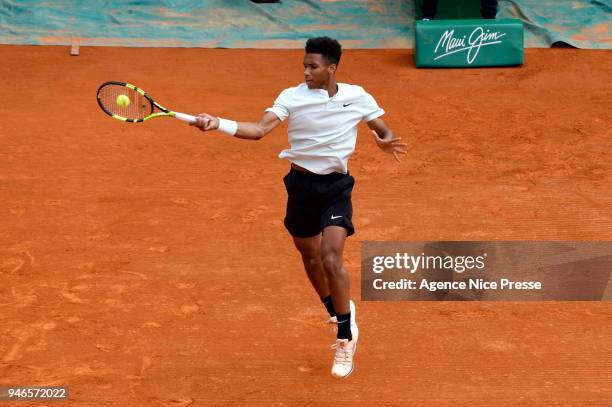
xmin=0 ymin=46 xmax=610 ymax=406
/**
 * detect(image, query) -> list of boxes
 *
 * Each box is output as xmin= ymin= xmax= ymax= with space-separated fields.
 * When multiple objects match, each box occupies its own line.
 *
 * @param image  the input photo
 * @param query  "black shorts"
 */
xmin=283 ymin=168 xmax=355 ymax=238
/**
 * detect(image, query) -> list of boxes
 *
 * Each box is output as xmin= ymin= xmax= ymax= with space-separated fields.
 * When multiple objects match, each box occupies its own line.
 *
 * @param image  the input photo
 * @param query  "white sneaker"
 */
xmin=331 ymin=334 xmax=358 ymax=378
xmin=330 ymin=301 xmax=359 ymax=378
xmin=349 ymin=300 xmax=358 ymax=340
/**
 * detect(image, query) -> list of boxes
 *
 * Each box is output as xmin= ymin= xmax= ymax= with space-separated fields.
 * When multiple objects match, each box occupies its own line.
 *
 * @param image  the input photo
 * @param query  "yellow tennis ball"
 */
xmin=116 ymin=94 xmax=130 ymax=108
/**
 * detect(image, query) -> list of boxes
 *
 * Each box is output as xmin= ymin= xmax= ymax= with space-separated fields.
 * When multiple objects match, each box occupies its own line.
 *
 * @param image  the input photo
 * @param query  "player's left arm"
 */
xmin=366 ymin=117 xmax=408 ymax=162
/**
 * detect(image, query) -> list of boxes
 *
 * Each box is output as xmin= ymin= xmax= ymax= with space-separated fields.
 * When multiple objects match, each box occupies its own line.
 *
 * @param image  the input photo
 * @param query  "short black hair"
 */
xmin=305 ymin=36 xmax=342 ymax=65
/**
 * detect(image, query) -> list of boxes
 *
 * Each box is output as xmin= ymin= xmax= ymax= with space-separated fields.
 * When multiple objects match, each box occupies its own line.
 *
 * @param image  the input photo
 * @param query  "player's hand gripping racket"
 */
xmin=96 ymin=81 xmax=197 ymax=124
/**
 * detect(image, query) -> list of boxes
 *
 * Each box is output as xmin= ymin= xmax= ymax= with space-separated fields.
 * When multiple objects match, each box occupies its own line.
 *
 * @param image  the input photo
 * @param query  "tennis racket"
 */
xmin=96 ymin=81 xmax=197 ymax=123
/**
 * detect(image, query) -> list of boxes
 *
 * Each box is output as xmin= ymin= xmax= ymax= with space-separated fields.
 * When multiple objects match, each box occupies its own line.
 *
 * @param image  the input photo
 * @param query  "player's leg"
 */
xmin=283 ymin=169 xmax=337 ymax=318
xmin=321 ymin=225 xmax=358 ymax=378
xmin=320 ymin=226 xmax=350 ymax=320
xmin=292 ymin=234 xmax=337 ymax=318
xmin=318 ymin=172 xmax=358 ymax=378
xmin=319 ymin=173 xmax=356 ymax=335
xmin=292 ymin=234 xmax=327 ymax=296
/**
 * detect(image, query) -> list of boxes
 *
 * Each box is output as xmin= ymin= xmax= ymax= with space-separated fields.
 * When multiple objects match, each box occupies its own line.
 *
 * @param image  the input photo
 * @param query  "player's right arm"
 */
xmin=190 ymin=112 xmax=281 ymax=140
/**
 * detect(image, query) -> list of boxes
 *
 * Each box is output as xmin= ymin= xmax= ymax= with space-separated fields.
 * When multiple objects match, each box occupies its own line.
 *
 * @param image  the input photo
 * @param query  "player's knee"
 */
xmin=321 ymin=251 xmax=342 ymax=276
xmin=301 ymin=253 xmax=320 ymax=269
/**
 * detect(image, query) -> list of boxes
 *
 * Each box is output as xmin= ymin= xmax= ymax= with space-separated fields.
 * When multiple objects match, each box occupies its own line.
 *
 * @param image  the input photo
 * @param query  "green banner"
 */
xmin=415 ymin=19 xmax=524 ymax=68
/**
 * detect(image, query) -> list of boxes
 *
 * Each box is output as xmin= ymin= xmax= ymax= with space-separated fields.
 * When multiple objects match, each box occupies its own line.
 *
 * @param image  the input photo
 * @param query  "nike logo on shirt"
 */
xmin=343 ymin=103 xmax=353 ymax=107
xmin=331 ymin=215 xmax=342 ymax=219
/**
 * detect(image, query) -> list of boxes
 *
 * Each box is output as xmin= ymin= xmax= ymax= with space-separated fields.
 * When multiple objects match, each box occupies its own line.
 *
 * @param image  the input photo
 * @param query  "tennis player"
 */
xmin=191 ymin=36 xmax=406 ymax=378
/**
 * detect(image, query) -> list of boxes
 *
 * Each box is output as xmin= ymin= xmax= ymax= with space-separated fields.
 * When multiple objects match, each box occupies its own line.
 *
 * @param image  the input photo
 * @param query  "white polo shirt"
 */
xmin=265 ymin=82 xmax=385 ymax=175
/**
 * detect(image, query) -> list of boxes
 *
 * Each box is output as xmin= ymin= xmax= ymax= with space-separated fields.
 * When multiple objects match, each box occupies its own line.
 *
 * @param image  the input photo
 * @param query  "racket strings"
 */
xmin=98 ymin=84 xmax=152 ymax=120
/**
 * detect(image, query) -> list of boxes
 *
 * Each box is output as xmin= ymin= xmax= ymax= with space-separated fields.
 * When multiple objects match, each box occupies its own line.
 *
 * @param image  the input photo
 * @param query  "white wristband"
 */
xmin=217 ymin=118 xmax=238 ymax=136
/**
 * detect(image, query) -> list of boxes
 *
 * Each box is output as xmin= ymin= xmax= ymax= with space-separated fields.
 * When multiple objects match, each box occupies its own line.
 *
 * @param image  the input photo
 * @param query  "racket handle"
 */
xmin=173 ymin=112 xmax=197 ymax=123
